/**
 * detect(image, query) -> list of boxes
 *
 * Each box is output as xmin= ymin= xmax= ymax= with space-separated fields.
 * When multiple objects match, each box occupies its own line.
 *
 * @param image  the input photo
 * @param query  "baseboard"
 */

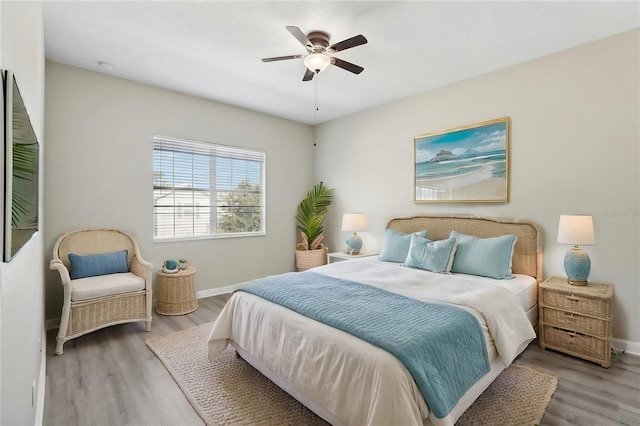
xmin=35 ymin=326 xmax=46 ymax=426
xmin=45 ymin=318 xmax=59 ymax=331
xmin=612 ymin=337 xmax=640 ymax=356
xmin=196 ymin=282 xmax=244 ymax=299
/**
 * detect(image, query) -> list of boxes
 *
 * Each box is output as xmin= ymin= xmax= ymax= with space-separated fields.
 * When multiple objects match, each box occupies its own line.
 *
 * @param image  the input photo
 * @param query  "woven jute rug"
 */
xmin=146 ymin=322 xmax=557 ymax=426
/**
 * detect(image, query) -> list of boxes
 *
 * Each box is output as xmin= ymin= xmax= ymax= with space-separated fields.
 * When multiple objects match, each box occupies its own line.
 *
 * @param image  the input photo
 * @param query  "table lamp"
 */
xmin=557 ymin=214 xmax=595 ymax=286
xmin=341 ymin=213 xmax=368 ymax=255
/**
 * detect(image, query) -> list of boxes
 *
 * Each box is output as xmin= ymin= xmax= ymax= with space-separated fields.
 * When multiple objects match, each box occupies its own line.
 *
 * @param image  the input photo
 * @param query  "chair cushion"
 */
xmin=71 ymin=272 xmax=145 ymax=302
xmin=69 ymin=249 xmax=129 ymax=279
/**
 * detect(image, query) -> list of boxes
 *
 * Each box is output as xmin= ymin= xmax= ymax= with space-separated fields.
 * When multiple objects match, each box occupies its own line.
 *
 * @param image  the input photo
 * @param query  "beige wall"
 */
xmin=43 ymin=29 xmax=640 ymax=349
xmin=315 ymin=30 xmax=640 ymax=348
xmin=0 ymin=1 xmax=46 ymax=424
xmin=44 ymin=62 xmax=315 ymax=320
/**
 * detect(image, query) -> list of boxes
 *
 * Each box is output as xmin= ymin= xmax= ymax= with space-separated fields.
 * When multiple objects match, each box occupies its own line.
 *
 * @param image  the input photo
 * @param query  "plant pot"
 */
xmin=295 ymin=247 xmax=327 ymax=272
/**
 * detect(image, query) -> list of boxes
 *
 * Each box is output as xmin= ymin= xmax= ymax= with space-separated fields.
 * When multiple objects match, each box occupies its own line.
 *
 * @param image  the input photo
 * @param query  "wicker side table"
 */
xmin=539 ymin=275 xmax=613 ymax=367
xmin=156 ymin=266 xmax=198 ymax=315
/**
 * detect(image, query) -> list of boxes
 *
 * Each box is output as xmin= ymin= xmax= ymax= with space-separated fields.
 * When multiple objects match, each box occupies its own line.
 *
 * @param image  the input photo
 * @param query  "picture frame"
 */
xmin=414 ymin=117 xmax=510 ymax=203
xmin=0 ymin=70 xmax=4 ymax=261
xmin=2 ymin=70 xmax=40 ymax=261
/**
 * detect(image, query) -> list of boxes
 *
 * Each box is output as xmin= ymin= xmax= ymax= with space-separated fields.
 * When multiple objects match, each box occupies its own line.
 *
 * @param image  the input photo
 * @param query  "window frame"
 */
xmin=152 ymin=135 xmax=266 ymax=242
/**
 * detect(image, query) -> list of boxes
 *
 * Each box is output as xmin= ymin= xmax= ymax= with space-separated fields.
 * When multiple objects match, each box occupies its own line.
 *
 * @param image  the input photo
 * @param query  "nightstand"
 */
xmin=327 ymin=252 xmax=377 ymax=264
xmin=538 ymin=275 xmax=613 ymax=368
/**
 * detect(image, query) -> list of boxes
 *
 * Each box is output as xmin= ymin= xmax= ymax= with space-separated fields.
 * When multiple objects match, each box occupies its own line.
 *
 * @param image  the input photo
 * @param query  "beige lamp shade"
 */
xmin=557 ymin=215 xmax=595 ymax=245
xmin=341 ymin=213 xmax=368 ymax=232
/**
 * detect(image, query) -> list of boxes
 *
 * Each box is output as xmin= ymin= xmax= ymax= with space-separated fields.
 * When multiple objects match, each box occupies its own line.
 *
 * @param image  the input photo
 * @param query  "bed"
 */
xmin=208 ymin=215 xmax=543 ymax=426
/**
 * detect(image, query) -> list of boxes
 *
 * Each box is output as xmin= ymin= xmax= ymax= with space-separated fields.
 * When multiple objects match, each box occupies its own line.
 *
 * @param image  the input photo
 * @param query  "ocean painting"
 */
xmin=414 ymin=117 xmax=510 ymax=202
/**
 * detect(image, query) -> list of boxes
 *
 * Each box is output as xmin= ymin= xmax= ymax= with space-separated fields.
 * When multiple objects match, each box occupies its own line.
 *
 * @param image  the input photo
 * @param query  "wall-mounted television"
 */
xmin=2 ymin=70 xmax=40 ymax=261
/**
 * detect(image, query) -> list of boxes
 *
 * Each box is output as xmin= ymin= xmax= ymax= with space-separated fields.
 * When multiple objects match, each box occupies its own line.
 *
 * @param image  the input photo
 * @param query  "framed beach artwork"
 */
xmin=414 ymin=117 xmax=510 ymax=203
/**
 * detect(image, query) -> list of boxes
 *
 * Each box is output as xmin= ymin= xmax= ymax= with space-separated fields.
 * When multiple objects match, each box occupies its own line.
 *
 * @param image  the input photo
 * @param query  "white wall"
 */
xmin=44 ymin=62 xmax=315 ymax=321
xmin=315 ymin=30 xmax=640 ymax=347
xmin=0 ymin=1 xmax=46 ymax=424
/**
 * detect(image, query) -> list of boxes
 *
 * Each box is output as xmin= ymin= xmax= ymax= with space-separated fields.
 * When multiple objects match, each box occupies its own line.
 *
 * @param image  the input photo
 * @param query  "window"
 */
xmin=153 ymin=136 xmax=265 ymax=240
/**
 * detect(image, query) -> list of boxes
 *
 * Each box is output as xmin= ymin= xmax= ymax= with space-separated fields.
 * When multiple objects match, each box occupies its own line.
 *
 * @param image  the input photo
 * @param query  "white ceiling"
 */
xmin=43 ymin=1 xmax=639 ymax=125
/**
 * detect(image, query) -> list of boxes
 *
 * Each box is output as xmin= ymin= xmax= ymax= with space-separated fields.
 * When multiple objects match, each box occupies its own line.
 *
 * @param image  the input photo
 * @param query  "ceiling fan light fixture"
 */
xmin=304 ymin=53 xmax=331 ymax=73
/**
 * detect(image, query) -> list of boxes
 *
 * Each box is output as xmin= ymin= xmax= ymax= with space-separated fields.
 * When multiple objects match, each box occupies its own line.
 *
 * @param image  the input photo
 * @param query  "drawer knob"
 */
xmin=566 ymin=296 xmax=580 ymax=302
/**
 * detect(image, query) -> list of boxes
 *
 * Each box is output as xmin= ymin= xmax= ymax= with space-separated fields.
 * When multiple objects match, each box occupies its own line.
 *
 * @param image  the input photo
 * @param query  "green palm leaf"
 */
xmin=295 ymin=182 xmax=335 ymax=250
xmin=11 ymin=143 xmax=39 ymax=227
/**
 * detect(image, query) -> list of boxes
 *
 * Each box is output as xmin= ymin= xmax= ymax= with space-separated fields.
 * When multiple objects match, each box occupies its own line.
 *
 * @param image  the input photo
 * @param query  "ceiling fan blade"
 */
xmin=302 ymin=68 xmax=315 ymax=82
xmin=286 ymin=26 xmax=313 ymax=51
xmin=331 ymin=57 xmax=364 ymax=74
xmin=329 ymin=34 xmax=368 ymax=52
xmin=262 ymin=55 xmax=304 ymax=63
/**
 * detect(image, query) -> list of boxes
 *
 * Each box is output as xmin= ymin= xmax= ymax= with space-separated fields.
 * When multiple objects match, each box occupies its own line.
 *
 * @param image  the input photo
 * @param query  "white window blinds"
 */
xmin=153 ymin=135 xmax=265 ymax=240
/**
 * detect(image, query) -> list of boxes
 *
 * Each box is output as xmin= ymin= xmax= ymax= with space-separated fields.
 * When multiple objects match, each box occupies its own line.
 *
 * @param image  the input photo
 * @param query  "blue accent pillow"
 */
xmin=379 ymin=229 xmax=428 ymax=263
xmin=449 ymin=231 xmax=517 ymax=279
xmin=69 ymin=249 xmax=129 ymax=279
xmin=404 ymin=234 xmax=459 ymax=273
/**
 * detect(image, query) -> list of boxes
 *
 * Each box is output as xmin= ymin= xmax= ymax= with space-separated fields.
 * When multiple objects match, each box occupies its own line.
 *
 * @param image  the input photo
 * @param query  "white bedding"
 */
xmin=208 ymin=257 xmax=536 ymax=426
xmin=321 ymin=256 xmax=539 ymax=326
xmin=319 ymin=256 xmax=538 ymax=313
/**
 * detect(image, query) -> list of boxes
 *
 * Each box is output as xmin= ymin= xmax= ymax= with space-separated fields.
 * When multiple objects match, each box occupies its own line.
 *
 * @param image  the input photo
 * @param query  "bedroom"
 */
xmin=0 ymin=1 xmax=638 ymax=425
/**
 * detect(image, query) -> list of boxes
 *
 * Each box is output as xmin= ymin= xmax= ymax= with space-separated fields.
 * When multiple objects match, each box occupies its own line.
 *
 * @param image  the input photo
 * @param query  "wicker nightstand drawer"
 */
xmin=542 ymin=307 xmax=610 ymax=338
xmin=538 ymin=276 xmax=613 ymax=368
xmin=543 ymin=326 xmax=609 ymax=365
xmin=542 ymin=290 xmax=610 ymax=318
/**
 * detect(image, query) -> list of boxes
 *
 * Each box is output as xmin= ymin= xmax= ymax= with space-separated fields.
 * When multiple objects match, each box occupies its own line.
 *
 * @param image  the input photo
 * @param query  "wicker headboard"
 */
xmin=387 ymin=215 xmax=543 ymax=281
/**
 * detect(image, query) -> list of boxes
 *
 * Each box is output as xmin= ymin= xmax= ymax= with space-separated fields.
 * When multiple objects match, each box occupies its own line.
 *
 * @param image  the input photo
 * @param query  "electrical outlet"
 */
xmin=611 ymin=347 xmax=625 ymax=356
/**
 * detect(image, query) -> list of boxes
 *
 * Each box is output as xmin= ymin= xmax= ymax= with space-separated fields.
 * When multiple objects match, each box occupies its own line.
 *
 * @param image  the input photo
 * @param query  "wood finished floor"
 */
xmin=44 ymin=294 xmax=640 ymax=426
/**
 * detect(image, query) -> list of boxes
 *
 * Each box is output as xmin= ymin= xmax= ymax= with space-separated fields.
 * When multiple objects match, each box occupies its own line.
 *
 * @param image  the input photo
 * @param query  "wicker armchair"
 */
xmin=50 ymin=229 xmax=153 ymax=355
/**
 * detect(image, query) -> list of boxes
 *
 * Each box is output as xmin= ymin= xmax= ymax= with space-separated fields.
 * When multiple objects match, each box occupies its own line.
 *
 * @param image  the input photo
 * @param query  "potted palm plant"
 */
xmin=295 ymin=182 xmax=335 ymax=271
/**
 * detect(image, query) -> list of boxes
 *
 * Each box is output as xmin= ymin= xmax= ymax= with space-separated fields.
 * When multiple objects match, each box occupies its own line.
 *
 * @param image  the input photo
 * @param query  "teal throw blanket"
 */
xmin=240 ymin=271 xmax=490 ymax=418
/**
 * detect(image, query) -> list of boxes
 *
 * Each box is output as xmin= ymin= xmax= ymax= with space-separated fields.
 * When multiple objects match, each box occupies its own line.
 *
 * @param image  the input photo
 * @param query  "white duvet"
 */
xmin=208 ymin=257 xmax=536 ymax=426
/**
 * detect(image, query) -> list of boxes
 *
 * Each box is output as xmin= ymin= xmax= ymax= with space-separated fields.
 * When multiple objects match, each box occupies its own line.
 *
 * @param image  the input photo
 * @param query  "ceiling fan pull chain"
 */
xmin=314 ymin=74 xmax=319 ymax=125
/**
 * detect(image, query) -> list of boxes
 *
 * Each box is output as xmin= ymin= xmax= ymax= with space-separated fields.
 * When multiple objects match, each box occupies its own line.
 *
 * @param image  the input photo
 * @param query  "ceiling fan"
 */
xmin=262 ymin=26 xmax=368 ymax=82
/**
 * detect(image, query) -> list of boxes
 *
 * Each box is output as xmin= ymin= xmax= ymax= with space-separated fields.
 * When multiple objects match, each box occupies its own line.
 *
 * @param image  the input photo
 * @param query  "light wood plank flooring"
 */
xmin=44 ymin=295 xmax=640 ymax=425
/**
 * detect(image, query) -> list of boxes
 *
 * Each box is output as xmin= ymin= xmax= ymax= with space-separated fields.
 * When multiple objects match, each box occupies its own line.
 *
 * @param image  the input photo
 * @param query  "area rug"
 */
xmin=146 ymin=322 xmax=557 ymax=426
